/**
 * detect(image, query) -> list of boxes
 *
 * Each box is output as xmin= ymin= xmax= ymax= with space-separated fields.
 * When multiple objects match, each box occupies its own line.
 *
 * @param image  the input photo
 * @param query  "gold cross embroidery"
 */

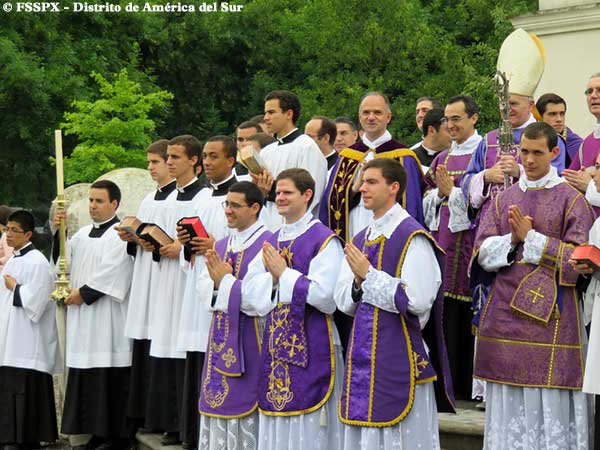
xmin=216 ymin=311 xmax=223 ymax=330
xmin=529 ymin=286 xmax=544 ymax=304
xmin=282 ymin=333 xmax=305 ymax=358
xmin=221 ymin=348 xmax=237 ymax=368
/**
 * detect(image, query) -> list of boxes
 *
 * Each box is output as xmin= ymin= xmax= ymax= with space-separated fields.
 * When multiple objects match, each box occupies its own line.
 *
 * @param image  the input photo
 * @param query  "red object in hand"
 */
xmin=177 ymin=216 xmax=208 ymax=240
xmin=572 ymin=244 xmax=600 ymax=270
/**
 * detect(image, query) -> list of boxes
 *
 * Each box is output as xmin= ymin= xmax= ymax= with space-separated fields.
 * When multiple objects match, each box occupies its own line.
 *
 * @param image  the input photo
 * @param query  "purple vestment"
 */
xmin=199 ymin=229 xmax=273 ymax=418
xmin=473 ymin=183 xmax=594 ymax=388
xmin=339 ymin=217 xmax=455 ymax=426
xmin=568 ymin=132 xmax=600 ymax=171
xmin=319 ymin=139 xmax=424 ymax=242
xmin=424 ymin=150 xmax=476 ymax=301
xmin=258 ymin=223 xmax=339 ymax=416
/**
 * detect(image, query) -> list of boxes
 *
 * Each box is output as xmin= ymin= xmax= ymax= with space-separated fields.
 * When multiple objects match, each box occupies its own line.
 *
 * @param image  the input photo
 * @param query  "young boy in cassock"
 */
xmin=473 ymin=122 xmax=594 ymax=449
xmin=57 ymin=180 xmax=134 ymax=450
xmin=198 ymin=181 xmax=272 ymax=449
xmin=335 ymin=158 xmax=454 ymax=450
xmin=0 ymin=210 xmax=61 ymax=450
xmin=243 ymin=168 xmax=344 ymax=450
xmin=116 ymin=140 xmax=176 ymax=430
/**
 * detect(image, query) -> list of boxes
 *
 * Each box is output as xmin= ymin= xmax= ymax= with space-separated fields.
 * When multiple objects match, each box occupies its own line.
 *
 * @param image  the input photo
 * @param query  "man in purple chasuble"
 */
xmin=563 ymin=74 xmax=600 ymax=216
xmin=196 ymin=182 xmax=272 ymax=450
xmin=472 ymin=122 xmax=594 ymax=450
xmin=423 ymin=95 xmax=482 ymax=401
xmin=243 ymin=169 xmax=345 ymax=450
xmin=319 ymin=91 xmax=424 ymax=362
xmin=336 ymin=158 xmax=455 ymax=450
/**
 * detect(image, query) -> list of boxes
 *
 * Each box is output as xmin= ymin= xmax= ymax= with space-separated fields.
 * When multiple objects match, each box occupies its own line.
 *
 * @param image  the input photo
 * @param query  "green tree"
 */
xmin=61 ymin=69 xmax=173 ymax=184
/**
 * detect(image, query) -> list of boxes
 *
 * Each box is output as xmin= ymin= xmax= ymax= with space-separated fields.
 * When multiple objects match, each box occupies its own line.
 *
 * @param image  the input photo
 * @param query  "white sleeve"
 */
xmin=362 ymin=235 xmax=441 ymax=328
xmin=334 ymin=257 xmax=360 ymax=316
xmin=522 ymin=230 xmax=548 ymax=265
xmin=240 ymin=249 xmax=277 ymax=317
xmin=422 ymin=189 xmax=443 ymax=231
xmin=586 ymin=179 xmax=600 ymax=207
xmin=447 ymin=187 xmax=472 ymax=232
xmin=303 ymin=141 xmax=328 ymax=215
xmin=17 ymin=261 xmax=55 ymax=323
xmin=468 ymin=171 xmax=489 ymax=209
xmin=278 ymin=238 xmax=343 ymax=314
xmin=477 ymin=233 xmax=515 ymax=271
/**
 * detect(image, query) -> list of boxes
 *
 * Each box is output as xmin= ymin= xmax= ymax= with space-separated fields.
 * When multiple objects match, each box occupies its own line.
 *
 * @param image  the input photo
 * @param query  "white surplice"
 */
xmin=259 ymin=130 xmax=328 ymax=230
xmin=0 ymin=244 xmax=61 ymax=374
xmin=583 ymin=218 xmax=600 ymax=395
xmin=67 ymin=221 xmax=134 ymax=368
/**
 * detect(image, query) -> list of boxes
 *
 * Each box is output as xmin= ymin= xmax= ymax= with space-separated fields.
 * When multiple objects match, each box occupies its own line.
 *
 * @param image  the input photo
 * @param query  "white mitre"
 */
xmin=497 ymin=28 xmax=546 ymax=97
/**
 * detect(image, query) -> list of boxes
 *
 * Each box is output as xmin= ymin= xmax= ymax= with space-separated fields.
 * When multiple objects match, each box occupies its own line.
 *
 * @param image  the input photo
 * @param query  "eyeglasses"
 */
xmin=585 ymin=87 xmax=600 ymax=96
xmin=5 ymin=227 xmax=25 ymax=234
xmin=222 ymin=201 xmax=249 ymax=210
xmin=442 ymin=116 xmax=466 ymax=124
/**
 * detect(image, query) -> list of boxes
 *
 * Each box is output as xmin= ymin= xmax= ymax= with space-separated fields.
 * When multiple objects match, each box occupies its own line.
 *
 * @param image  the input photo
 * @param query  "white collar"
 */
xmin=157 ymin=179 xmax=175 ymax=192
xmin=92 ymin=215 xmax=117 ymax=229
xmin=518 ymin=166 xmax=564 ymax=191
xmin=594 ymin=122 xmax=600 ymax=139
xmin=278 ymin=211 xmax=315 ymax=241
xmin=325 ymin=150 xmax=337 ymax=158
xmin=13 ymin=242 xmax=32 ymax=256
xmin=176 ymin=177 xmax=198 ymax=193
xmin=367 ymin=203 xmax=409 ymax=240
xmin=420 ymin=143 xmax=438 ymax=156
xmin=362 ymin=130 xmax=392 ymax=149
xmin=277 ymin=127 xmax=298 ymax=141
xmin=450 ymin=130 xmax=482 ymax=156
xmin=210 ymin=173 xmax=235 ymax=190
xmin=228 ymin=220 xmax=265 ymax=252
xmin=514 ymin=113 xmax=537 ymax=130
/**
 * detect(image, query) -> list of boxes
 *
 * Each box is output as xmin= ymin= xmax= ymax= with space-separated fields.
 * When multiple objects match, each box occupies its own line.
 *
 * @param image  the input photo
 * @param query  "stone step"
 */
xmin=136 ymin=406 xmax=485 ymax=450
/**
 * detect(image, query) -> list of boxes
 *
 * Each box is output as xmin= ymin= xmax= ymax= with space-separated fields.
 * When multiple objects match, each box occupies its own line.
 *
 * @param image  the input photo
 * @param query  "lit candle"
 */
xmin=55 ymin=129 xmax=64 ymax=196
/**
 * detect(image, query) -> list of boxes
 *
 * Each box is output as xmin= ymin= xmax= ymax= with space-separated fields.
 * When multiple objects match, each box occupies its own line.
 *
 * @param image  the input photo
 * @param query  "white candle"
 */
xmin=55 ymin=129 xmax=64 ymax=196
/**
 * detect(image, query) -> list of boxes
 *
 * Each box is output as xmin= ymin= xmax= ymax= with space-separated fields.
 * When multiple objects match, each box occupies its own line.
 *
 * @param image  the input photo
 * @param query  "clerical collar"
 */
xmin=277 ymin=128 xmax=302 ymax=145
xmin=420 ymin=143 xmax=437 ymax=156
xmin=13 ymin=242 xmax=34 ymax=257
xmin=177 ymin=177 xmax=199 ymax=193
xmin=362 ymin=130 xmax=392 ymax=150
xmin=209 ymin=173 xmax=236 ymax=196
xmin=278 ymin=211 xmax=315 ymax=242
xmin=155 ymin=179 xmax=177 ymax=200
xmin=594 ymin=122 xmax=600 ymax=139
xmin=450 ymin=130 xmax=482 ymax=156
xmin=89 ymin=215 xmax=119 ymax=238
xmin=515 ymin=113 xmax=537 ymax=130
xmin=519 ymin=166 xmax=563 ymax=191
xmin=228 ymin=220 xmax=265 ymax=253
xmin=367 ymin=203 xmax=408 ymax=240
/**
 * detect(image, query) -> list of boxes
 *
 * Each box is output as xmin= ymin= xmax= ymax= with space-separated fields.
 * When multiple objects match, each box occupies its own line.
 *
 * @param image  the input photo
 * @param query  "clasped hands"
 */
xmin=509 ymin=205 xmax=533 ymax=246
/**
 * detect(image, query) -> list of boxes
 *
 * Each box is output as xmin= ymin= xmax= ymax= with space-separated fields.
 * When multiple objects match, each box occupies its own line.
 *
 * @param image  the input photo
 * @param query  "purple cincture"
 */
xmin=339 ymin=216 xmax=455 ymax=426
xmin=199 ymin=229 xmax=272 ymax=418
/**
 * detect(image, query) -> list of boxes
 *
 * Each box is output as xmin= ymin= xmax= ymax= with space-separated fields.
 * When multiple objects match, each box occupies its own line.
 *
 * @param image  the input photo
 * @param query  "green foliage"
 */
xmin=61 ymin=70 xmax=173 ymax=184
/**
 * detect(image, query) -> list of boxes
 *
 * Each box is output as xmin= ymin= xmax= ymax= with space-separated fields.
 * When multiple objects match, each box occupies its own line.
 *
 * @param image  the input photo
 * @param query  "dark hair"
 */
xmin=311 ymin=116 xmax=337 ymax=145
xmin=447 ymin=95 xmax=479 ymax=117
xmin=0 ymin=205 xmax=13 ymax=226
xmin=90 ymin=179 xmax=122 ymax=206
xmin=237 ymin=121 xmax=262 ymax=133
xmin=249 ymin=114 xmax=265 ymax=124
xmin=206 ymin=135 xmax=237 ymax=160
xmin=422 ymin=109 xmax=445 ymax=137
xmin=363 ymin=158 xmax=407 ymax=199
xmin=334 ymin=116 xmax=357 ymax=131
xmin=522 ymin=122 xmax=558 ymax=150
xmin=264 ymin=90 xmax=301 ymax=124
xmin=168 ymin=134 xmax=203 ymax=162
xmin=249 ymin=132 xmax=277 ymax=149
xmin=146 ymin=139 xmax=169 ymax=161
xmin=7 ymin=209 xmax=35 ymax=234
xmin=417 ymin=96 xmax=442 ymax=109
xmin=536 ymin=93 xmax=566 ymax=116
xmin=360 ymin=91 xmax=391 ymax=112
xmin=275 ymin=168 xmax=316 ymax=208
xmin=228 ymin=181 xmax=264 ymax=217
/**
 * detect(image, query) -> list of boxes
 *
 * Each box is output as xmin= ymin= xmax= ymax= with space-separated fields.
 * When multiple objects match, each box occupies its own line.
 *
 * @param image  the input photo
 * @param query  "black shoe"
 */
xmin=93 ymin=441 xmax=114 ymax=450
xmin=160 ymin=433 xmax=180 ymax=446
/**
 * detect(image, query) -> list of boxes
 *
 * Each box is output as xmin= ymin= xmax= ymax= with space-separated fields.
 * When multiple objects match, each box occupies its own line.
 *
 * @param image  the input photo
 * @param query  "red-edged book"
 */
xmin=177 ymin=216 xmax=209 ymax=243
xmin=572 ymin=244 xmax=600 ymax=270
